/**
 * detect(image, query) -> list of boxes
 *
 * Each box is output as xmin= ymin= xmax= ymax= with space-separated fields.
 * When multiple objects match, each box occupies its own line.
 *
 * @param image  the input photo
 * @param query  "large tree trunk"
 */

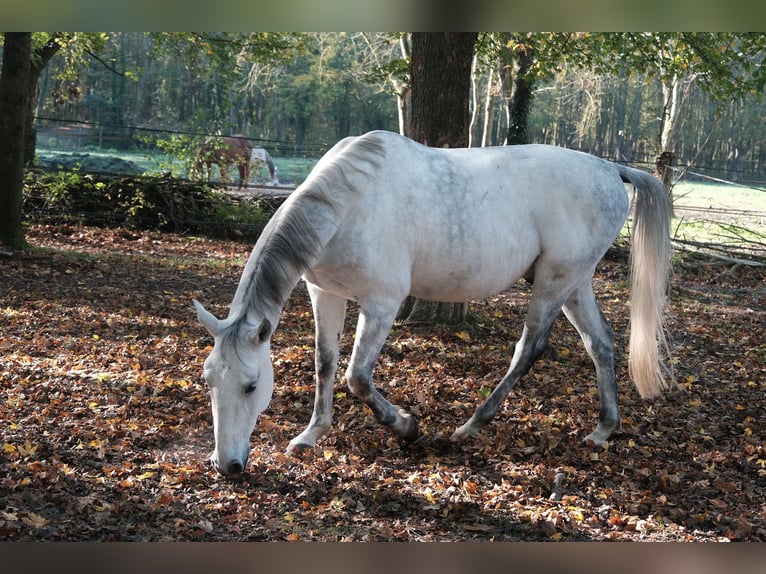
xmin=399 ymin=32 xmax=477 ymax=324
xmin=0 ymin=33 xmax=32 ymax=249
xmin=409 ymin=33 xmax=475 ymax=148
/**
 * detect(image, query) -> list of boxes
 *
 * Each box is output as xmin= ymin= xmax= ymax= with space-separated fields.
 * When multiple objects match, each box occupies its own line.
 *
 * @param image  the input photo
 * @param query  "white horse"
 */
xmin=249 ymin=146 xmax=278 ymax=183
xmin=194 ymin=130 xmax=674 ymax=476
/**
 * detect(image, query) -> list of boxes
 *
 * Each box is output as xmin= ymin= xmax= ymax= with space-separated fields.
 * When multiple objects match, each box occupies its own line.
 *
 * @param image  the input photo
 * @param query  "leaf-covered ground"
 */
xmin=1 ymin=224 xmax=764 ymax=541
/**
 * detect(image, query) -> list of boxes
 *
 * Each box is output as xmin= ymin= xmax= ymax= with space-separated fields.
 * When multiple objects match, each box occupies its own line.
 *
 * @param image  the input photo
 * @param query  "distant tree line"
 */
xmin=27 ymin=32 xmax=765 ymax=182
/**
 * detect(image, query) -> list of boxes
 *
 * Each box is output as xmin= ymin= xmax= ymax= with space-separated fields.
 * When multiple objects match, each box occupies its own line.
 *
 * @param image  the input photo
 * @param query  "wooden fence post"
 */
xmin=654 ymin=150 xmax=675 ymax=214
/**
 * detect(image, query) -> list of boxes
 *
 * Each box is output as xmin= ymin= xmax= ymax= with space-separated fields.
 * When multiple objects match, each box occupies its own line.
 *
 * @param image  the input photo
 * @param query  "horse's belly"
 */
xmin=409 ymin=249 xmax=536 ymax=302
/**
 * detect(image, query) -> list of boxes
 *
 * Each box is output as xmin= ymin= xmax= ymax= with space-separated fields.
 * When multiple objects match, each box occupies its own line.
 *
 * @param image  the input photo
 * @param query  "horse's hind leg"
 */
xmin=562 ymin=282 xmax=620 ymax=445
xmin=238 ymin=160 xmax=249 ymax=189
xmin=345 ymin=301 xmax=418 ymax=441
xmin=452 ymin=285 xmax=566 ymax=441
xmin=287 ymin=285 xmax=347 ymax=454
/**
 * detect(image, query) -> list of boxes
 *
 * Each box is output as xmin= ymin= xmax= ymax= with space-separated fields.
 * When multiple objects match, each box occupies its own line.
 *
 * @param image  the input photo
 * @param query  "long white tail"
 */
xmin=617 ymin=165 xmax=674 ymax=398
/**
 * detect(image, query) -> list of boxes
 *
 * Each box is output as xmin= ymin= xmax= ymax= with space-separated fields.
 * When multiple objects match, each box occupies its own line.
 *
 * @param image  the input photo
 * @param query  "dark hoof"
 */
xmin=401 ymin=413 xmax=419 ymax=442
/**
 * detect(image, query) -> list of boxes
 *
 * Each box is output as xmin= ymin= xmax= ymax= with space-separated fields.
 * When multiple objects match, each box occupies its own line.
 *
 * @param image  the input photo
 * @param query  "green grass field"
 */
xmin=672 ymin=179 xmax=766 ymax=213
xmin=669 ymin=180 xmax=765 ymax=254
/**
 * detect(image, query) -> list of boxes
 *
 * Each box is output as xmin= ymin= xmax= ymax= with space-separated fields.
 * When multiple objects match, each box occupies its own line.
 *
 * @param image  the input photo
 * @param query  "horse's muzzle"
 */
xmin=211 ymin=454 xmax=248 ymax=476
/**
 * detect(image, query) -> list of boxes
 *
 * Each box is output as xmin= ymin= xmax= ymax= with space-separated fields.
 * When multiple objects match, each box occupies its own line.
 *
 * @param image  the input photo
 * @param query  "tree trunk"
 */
xmin=0 ymin=33 xmax=32 ymax=249
xmin=659 ymin=75 xmax=680 ymax=153
xmin=395 ymin=33 xmax=411 ymax=137
xmin=481 ymin=67 xmax=495 ymax=147
xmin=394 ymin=77 xmax=410 ymax=137
xmin=612 ymin=69 xmax=628 ymax=161
xmin=399 ymin=32 xmax=477 ymax=324
xmin=23 ymin=36 xmax=63 ymax=165
xmin=409 ymin=32 xmax=475 ymax=148
xmin=505 ymin=34 xmax=535 ymax=146
xmin=468 ymin=53 xmax=479 ymax=146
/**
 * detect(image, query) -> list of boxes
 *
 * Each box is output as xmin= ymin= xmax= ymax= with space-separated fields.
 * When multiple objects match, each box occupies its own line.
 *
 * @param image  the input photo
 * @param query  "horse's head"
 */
xmin=193 ymin=299 xmax=274 ymax=475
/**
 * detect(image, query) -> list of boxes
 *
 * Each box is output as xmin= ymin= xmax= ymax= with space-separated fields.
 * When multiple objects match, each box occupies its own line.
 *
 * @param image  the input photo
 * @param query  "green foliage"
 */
xmin=36 ymin=33 xmax=400 ymax=149
xmin=23 ymin=170 xmax=273 ymax=241
xmin=34 ymin=169 xmax=108 ymax=212
xmin=551 ymin=33 xmax=766 ymax=101
xmin=143 ymin=133 xmax=200 ymax=176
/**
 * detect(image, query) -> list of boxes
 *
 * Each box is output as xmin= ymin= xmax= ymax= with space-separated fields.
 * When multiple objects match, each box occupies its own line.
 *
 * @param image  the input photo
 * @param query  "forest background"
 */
xmin=30 ymin=32 xmax=766 ymax=184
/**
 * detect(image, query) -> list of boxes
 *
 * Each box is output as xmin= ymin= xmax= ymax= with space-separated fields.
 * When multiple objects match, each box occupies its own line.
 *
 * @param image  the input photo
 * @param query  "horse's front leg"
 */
xmin=346 ymin=301 xmax=418 ymax=441
xmin=286 ymin=285 xmax=347 ymax=454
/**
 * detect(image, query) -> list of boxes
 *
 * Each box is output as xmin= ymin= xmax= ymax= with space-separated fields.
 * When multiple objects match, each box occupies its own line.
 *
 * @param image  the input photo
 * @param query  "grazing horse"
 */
xmin=194 ymin=130 xmax=674 ymax=476
xmin=193 ymin=134 xmax=253 ymax=189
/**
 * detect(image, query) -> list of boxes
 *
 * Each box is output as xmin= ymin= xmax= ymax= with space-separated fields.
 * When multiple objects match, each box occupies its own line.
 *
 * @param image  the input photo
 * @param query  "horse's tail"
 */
xmin=617 ymin=165 xmax=675 ymax=398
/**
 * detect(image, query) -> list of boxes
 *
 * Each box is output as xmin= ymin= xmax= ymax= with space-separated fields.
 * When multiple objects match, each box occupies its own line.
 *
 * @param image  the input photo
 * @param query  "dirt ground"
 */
xmin=1 ymin=223 xmax=764 ymax=541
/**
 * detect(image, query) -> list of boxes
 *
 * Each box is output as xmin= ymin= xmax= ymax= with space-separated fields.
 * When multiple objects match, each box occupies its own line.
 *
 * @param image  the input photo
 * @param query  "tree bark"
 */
xmin=409 ymin=33 xmax=476 ymax=149
xmin=505 ymin=34 xmax=535 ymax=146
xmin=399 ymin=32 xmax=477 ymax=324
xmin=468 ymin=53 xmax=479 ymax=146
xmin=0 ymin=33 xmax=32 ymax=249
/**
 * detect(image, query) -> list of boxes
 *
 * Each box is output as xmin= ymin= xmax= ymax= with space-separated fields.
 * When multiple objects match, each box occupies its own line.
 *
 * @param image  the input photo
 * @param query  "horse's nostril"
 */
xmin=228 ymin=460 xmax=244 ymax=474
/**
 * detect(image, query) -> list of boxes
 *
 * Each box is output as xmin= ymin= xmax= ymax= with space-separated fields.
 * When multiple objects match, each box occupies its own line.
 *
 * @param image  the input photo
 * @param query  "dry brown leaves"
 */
xmin=1 ymin=224 xmax=764 ymax=541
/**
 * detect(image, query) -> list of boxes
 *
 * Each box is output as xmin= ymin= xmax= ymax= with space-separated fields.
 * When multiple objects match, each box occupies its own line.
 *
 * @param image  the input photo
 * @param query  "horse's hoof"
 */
xmin=401 ymin=414 xmax=419 ymax=442
xmin=392 ymin=410 xmax=419 ymax=442
xmin=584 ymin=419 xmax=620 ymax=446
xmin=285 ymin=441 xmax=313 ymax=456
xmin=450 ymin=422 xmax=478 ymax=442
xmin=449 ymin=430 xmax=464 ymax=442
xmin=583 ymin=430 xmax=609 ymax=447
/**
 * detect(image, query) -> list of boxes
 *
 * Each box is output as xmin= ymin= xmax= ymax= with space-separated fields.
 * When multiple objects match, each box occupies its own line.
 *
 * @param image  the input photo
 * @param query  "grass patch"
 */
xmin=672 ymin=180 xmax=766 ymax=213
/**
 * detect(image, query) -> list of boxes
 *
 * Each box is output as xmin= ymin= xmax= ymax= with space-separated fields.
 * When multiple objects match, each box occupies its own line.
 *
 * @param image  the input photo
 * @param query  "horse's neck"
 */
xmin=229 ymin=195 xmax=336 ymax=323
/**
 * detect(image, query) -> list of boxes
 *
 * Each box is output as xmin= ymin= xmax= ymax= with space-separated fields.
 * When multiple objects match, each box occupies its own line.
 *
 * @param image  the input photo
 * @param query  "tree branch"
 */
xmin=85 ymin=48 xmax=125 ymax=77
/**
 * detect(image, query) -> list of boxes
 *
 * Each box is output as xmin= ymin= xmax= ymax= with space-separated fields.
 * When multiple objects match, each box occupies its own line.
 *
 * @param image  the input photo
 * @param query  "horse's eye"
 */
xmin=244 ymin=382 xmax=257 ymax=395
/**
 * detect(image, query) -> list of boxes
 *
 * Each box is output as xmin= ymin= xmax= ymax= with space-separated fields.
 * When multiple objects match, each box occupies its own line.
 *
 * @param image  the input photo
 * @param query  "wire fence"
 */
xmin=34 ymin=114 xmax=766 ymax=186
xmin=27 ymin=114 xmax=766 ymax=262
xmin=34 ymin=116 xmax=333 ymax=159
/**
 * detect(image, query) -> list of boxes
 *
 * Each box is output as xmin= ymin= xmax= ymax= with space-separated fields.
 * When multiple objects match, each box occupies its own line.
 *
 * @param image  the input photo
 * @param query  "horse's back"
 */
xmin=305 ymin=131 xmax=631 ymax=303
xmin=349 ymin=131 xmax=626 ymax=212
xmin=356 ymin=132 xmax=629 ymax=254
xmin=224 ymin=134 xmax=253 ymax=152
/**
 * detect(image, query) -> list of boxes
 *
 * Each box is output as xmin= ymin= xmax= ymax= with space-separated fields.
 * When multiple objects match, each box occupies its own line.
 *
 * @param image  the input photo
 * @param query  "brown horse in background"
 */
xmin=192 ymin=134 xmax=253 ymax=189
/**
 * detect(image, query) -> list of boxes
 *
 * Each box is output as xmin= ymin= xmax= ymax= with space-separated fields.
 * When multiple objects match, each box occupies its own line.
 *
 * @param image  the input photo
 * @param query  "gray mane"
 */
xmin=227 ymin=132 xmax=386 ymax=337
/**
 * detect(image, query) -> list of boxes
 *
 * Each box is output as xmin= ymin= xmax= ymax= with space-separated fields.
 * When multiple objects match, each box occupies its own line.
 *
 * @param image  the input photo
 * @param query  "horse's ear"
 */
xmin=194 ymin=299 xmax=223 ymax=337
xmin=251 ymin=318 xmax=272 ymax=345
